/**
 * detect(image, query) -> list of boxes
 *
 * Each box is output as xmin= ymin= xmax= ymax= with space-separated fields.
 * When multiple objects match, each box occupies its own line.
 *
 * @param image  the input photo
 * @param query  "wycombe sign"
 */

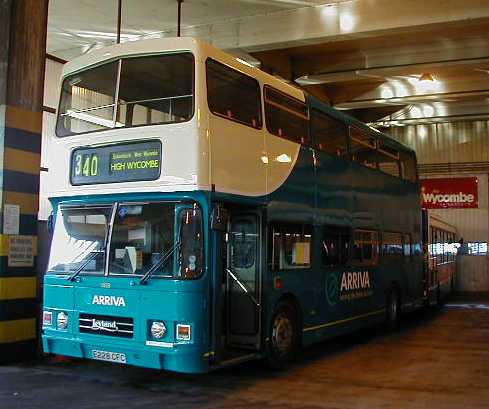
xmin=421 ymin=177 xmax=478 ymax=209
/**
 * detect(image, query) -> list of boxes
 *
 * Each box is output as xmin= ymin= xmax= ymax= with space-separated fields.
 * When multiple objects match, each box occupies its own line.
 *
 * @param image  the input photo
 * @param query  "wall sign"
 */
xmin=421 ymin=177 xmax=478 ymax=209
xmin=3 ymin=204 xmax=20 ymax=235
xmin=8 ymin=235 xmax=34 ymax=267
xmin=71 ymin=140 xmax=161 ymax=185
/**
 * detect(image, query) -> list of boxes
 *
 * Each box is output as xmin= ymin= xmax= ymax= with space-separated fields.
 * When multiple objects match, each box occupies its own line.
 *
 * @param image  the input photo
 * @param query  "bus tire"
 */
xmin=386 ymin=288 xmax=401 ymax=331
xmin=266 ymin=301 xmax=299 ymax=370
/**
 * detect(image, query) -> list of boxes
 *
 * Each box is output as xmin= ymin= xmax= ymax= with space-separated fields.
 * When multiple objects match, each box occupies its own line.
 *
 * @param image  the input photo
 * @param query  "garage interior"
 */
xmin=1 ymin=0 xmax=489 ymax=408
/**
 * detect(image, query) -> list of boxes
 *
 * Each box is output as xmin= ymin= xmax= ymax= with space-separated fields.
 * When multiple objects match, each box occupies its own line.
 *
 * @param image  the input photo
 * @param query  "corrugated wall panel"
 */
xmin=40 ymin=111 xmax=55 ymax=170
xmin=43 ymin=59 xmax=62 ymax=110
xmin=387 ymin=121 xmax=489 ymax=243
xmin=40 ymin=58 xmax=63 ymax=221
xmin=388 ymin=121 xmax=489 ymax=165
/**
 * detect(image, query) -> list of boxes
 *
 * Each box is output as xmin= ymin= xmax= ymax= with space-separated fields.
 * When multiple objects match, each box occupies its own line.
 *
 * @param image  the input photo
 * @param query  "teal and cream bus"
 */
xmin=42 ymin=37 xmax=424 ymax=373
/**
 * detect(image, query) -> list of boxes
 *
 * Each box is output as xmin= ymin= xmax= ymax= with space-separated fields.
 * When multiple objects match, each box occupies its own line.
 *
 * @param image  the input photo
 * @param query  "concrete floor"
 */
xmin=1 ymin=295 xmax=489 ymax=409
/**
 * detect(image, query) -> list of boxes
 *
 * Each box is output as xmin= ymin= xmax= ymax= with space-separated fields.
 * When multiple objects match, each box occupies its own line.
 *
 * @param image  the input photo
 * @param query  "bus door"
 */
xmin=225 ymin=212 xmax=261 ymax=350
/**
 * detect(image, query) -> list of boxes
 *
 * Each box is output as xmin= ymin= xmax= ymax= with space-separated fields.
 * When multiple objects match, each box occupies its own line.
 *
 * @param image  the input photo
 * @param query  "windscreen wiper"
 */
xmin=67 ymin=248 xmax=104 ymax=281
xmin=140 ymin=241 xmax=181 ymax=285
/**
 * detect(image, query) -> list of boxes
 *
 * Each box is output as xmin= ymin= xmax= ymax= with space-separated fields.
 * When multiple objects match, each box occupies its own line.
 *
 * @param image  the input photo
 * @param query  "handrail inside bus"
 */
xmin=226 ymin=268 xmax=260 ymax=307
xmin=61 ymin=94 xmax=193 ymax=117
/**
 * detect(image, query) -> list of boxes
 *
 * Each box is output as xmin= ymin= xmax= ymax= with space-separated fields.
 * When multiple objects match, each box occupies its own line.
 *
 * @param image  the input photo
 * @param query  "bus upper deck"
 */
xmin=49 ymin=37 xmax=417 ymax=201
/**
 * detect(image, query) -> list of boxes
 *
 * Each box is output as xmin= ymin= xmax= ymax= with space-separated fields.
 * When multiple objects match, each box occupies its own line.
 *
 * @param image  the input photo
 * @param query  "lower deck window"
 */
xmin=382 ymin=232 xmax=403 ymax=256
xmin=352 ymin=230 xmax=379 ymax=266
xmin=271 ymin=224 xmax=312 ymax=270
xmin=321 ymin=226 xmax=350 ymax=266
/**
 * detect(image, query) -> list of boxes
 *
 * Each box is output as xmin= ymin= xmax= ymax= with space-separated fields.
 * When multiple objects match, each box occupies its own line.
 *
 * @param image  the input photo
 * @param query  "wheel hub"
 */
xmin=272 ymin=313 xmax=293 ymax=355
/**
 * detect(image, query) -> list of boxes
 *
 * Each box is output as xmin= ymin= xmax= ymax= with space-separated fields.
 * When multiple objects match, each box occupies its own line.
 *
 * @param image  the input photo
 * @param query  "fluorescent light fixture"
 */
xmin=236 ymin=58 xmax=256 ymax=68
xmin=419 ymin=73 xmax=435 ymax=82
xmin=295 ymin=75 xmax=326 ymax=85
xmin=66 ymin=110 xmax=123 ymax=128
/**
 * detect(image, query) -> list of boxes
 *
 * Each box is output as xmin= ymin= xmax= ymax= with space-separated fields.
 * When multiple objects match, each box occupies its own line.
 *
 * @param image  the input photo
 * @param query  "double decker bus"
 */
xmin=42 ymin=38 xmax=424 ymax=373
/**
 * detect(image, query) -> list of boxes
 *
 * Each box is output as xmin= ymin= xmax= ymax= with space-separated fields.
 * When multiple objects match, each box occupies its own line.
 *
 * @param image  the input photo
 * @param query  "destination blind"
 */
xmin=71 ymin=141 xmax=162 ymax=185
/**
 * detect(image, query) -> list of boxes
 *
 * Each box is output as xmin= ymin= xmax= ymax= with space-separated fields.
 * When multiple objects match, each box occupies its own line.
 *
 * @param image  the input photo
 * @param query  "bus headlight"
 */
xmin=176 ymin=324 xmax=191 ymax=341
xmin=151 ymin=321 xmax=167 ymax=339
xmin=42 ymin=311 xmax=53 ymax=327
xmin=57 ymin=312 xmax=69 ymax=329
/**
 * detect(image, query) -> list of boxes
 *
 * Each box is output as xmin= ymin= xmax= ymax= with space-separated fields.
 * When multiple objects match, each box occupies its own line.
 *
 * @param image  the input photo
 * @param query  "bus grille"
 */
xmin=79 ymin=313 xmax=134 ymax=338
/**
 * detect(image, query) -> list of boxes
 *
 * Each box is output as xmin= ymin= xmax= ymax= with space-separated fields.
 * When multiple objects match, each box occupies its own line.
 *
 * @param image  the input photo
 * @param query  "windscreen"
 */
xmin=108 ymin=203 xmax=175 ymax=276
xmin=47 ymin=202 xmax=204 ymax=279
xmin=57 ymin=53 xmax=194 ymax=136
xmin=48 ymin=206 xmax=112 ymax=274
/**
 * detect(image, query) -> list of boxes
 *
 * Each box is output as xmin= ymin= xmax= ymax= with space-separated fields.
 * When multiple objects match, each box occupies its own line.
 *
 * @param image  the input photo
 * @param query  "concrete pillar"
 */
xmin=0 ymin=0 xmax=48 ymax=361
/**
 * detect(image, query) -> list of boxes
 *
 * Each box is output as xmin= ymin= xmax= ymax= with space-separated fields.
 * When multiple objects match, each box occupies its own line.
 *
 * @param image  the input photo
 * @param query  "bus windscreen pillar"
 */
xmin=0 ymin=0 xmax=48 ymax=362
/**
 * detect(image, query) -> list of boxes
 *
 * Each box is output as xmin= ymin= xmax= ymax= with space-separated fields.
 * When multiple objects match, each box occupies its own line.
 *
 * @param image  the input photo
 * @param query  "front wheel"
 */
xmin=266 ymin=301 xmax=299 ymax=370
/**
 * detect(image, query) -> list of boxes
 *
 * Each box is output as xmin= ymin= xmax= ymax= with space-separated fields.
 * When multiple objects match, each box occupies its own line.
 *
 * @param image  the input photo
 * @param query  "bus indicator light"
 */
xmin=274 ymin=277 xmax=283 ymax=289
xmin=43 ymin=311 xmax=53 ymax=327
xmin=176 ymin=324 xmax=191 ymax=341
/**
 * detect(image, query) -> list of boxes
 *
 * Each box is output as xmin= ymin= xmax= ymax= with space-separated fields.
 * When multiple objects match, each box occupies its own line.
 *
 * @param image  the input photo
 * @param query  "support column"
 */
xmin=0 ymin=0 xmax=48 ymax=361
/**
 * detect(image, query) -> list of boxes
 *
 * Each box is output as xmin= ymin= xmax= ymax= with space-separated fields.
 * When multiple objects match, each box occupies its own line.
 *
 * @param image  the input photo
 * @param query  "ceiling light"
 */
xmin=276 ymin=153 xmax=292 ymax=163
xmin=419 ymin=73 xmax=435 ymax=82
xmin=236 ymin=58 xmax=255 ymax=68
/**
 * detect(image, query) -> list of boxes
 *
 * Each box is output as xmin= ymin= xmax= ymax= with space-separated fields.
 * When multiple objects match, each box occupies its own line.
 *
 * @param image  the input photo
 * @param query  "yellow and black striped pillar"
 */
xmin=0 ymin=0 xmax=48 ymax=361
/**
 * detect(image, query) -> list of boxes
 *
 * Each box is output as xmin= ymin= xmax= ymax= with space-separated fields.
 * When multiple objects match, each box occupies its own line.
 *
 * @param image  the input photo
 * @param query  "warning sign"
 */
xmin=8 ymin=236 xmax=34 ymax=267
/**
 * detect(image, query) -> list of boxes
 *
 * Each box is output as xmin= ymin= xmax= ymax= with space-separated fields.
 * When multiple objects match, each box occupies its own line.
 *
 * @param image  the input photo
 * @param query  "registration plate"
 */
xmin=92 ymin=350 xmax=127 ymax=364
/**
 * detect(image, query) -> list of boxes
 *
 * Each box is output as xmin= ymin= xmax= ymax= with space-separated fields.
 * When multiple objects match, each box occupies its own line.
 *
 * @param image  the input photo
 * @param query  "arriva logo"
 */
xmin=92 ymin=295 xmax=126 ymax=307
xmin=340 ymin=271 xmax=371 ymax=291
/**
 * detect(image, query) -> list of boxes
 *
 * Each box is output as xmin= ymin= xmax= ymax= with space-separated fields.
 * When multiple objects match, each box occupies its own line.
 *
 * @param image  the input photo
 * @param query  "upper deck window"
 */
xmin=311 ymin=109 xmax=348 ymax=157
xmin=265 ymin=86 xmax=309 ymax=144
xmin=377 ymin=139 xmax=401 ymax=178
xmin=56 ymin=52 xmax=194 ymax=137
xmin=349 ymin=126 xmax=377 ymax=169
xmin=206 ymin=59 xmax=262 ymax=129
xmin=400 ymin=151 xmax=418 ymax=182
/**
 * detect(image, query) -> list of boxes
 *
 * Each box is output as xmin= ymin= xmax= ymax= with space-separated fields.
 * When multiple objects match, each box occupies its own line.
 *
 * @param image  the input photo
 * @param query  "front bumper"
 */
xmin=42 ymin=334 xmax=210 ymax=374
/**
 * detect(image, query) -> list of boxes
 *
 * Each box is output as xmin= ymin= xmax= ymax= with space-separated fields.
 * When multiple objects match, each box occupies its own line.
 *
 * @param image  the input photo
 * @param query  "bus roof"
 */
xmin=62 ymin=36 xmax=305 ymax=102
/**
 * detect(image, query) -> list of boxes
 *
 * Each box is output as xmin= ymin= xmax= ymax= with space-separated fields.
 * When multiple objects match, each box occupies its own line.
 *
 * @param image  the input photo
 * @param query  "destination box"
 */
xmin=71 ymin=140 xmax=162 ymax=185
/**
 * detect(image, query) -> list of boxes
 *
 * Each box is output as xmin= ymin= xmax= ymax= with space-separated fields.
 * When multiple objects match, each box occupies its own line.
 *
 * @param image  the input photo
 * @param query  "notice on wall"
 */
xmin=8 ymin=235 xmax=34 ymax=267
xmin=421 ymin=177 xmax=478 ymax=209
xmin=3 ymin=204 xmax=20 ymax=235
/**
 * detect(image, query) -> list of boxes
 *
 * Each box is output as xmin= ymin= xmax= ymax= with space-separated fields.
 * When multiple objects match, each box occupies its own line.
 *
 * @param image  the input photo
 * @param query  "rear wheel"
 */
xmin=386 ymin=288 xmax=401 ymax=330
xmin=266 ymin=301 xmax=299 ymax=370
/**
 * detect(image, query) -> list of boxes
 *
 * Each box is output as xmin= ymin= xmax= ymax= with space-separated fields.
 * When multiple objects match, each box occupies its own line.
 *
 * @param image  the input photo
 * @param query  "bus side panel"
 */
xmin=266 ymin=147 xmax=317 ymax=335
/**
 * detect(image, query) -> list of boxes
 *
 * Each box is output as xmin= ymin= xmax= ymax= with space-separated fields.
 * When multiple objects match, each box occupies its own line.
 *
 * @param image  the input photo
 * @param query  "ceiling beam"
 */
xmin=295 ymin=56 xmax=489 ymax=85
xmin=191 ymin=0 xmax=489 ymax=52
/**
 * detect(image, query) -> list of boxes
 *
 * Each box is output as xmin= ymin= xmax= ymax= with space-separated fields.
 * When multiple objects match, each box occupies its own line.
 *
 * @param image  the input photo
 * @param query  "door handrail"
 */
xmin=226 ymin=268 xmax=260 ymax=307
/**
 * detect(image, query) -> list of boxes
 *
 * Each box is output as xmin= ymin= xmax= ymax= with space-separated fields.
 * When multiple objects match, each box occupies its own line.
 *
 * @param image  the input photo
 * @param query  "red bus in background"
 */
xmin=423 ymin=212 xmax=457 ymax=305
